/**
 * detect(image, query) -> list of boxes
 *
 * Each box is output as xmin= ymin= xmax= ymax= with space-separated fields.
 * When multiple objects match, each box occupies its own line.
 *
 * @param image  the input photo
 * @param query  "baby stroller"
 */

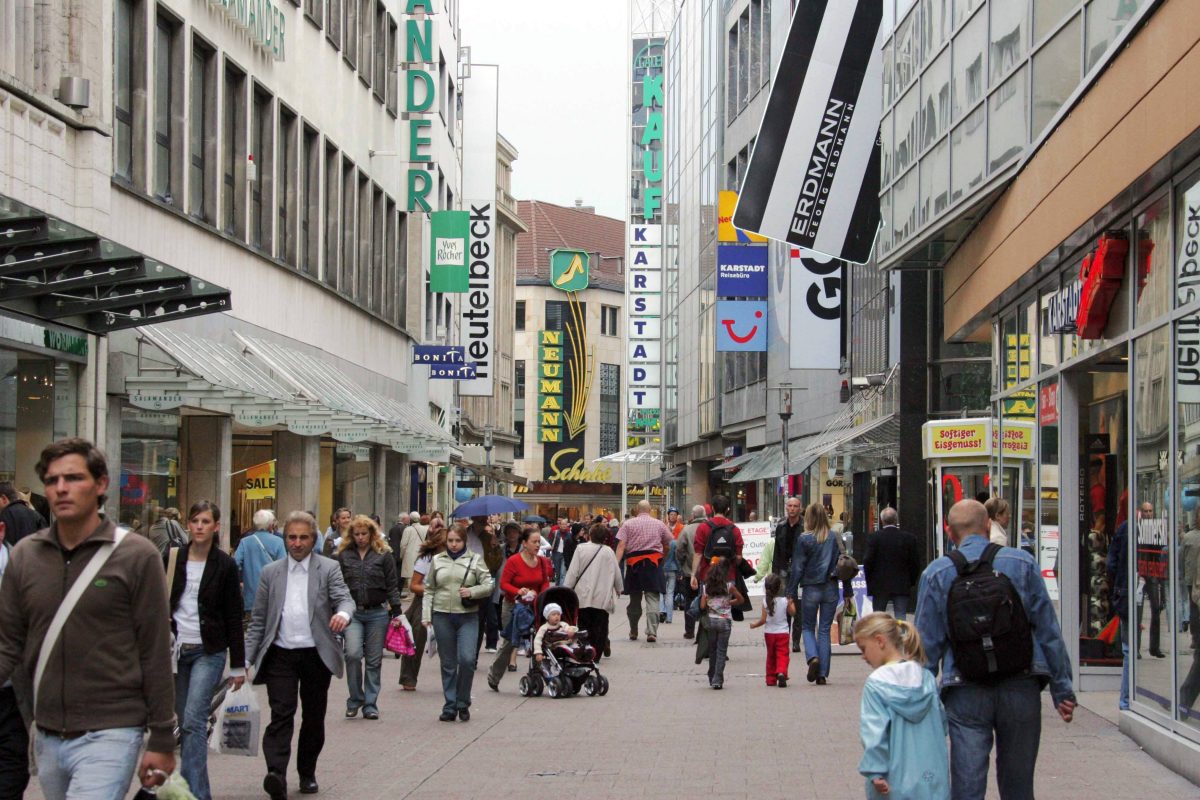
xmin=518 ymin=586 xmax=610 ymax=699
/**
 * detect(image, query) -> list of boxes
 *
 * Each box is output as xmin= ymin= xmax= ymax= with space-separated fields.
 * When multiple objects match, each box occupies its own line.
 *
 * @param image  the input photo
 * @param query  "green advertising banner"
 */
xmin=429 ymin=210 xmax=469 ymax=293
xmin=550 ymin=249 xmax=590 ymax=292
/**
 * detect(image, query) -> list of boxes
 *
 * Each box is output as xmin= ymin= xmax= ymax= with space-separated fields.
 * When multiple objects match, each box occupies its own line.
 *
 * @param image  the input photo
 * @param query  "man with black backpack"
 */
xmin=915 ymin=499 xmax=1076 ymax=800
xmin=690 ymin=494 xmax=744 ymax=591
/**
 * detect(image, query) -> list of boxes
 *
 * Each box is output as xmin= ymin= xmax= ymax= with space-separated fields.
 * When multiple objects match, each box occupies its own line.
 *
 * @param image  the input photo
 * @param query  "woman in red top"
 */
xmin=487 ymin=527 xmax=551 ymax=690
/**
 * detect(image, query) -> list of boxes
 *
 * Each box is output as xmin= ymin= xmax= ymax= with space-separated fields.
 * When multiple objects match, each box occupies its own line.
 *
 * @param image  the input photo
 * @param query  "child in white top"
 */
xmin=749 ymin=573 xmax=796 ymax=687
xmin=533 ymin=603 xmax=578 ymax=659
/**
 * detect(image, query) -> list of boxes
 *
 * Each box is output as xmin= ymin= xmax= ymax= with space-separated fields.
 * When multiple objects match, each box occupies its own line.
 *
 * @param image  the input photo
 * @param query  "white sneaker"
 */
xmin=484 ymin=647 xmax=497 ymax=653
xmin=517 ymin=647 xmax=528 ymax=656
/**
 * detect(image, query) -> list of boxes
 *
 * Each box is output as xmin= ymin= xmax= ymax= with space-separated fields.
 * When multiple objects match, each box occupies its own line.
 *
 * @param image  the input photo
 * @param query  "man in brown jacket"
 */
xmin=0 ymin=438 xmax=176 ymax=798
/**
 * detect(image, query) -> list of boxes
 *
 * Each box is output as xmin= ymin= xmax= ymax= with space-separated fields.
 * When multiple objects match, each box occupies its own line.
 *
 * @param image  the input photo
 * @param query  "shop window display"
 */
xmin=118 ymin=403 xmax=181 ymax=534
xmin=1132 ymin=326 xmax=1172 ymax=711
xmin=1176 ymin=313 xmax=1200 ymax=727
xmin=1134 ymin=194 xmax=1171 ymax=325
xmin=1076 ymin=352 xmax=1127 ymax=666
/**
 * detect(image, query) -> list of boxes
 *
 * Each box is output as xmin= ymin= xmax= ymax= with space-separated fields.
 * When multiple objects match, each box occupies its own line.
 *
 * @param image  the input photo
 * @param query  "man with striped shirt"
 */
xmin=614 ymin=500 xmax=673 ymax=643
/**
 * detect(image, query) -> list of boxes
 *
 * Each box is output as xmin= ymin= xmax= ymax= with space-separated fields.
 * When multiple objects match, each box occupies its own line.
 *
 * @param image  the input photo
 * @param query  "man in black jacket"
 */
xmin=862 ymin=507 xmax=922 ymax=621
xmin=0 ymin=483 xmax=46 ymax=547
xmin=771 ymin=496 xmax=804 ymax=652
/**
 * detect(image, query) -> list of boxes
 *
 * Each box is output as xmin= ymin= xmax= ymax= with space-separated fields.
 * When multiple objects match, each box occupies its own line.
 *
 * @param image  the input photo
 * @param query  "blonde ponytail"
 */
xmin=853 ymin=612 xmax=927 ymax=665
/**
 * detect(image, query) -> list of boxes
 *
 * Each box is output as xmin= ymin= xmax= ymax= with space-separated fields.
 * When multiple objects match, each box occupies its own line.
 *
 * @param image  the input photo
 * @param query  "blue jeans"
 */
xmin=175 ymin=646 xmax=227 ymax=800
xmin=943 ymin=676 xmax=1042 ymax=800
xmin=707 ymin=617 xmax=732 ymax=686
xmin=344 ymin=607 xmax=390 ymax=714
xmin=660 ymin=572 xmax=677 ymax=622
xmin=800 ymin=580 xmax=838 ymax=678
xmin=552 ymin=552 xmax=565 ymax=585
xmin=432 ymin=612 xmax=479 ymax=715
xmin=36 ymin=726 xmax=143 ymax=800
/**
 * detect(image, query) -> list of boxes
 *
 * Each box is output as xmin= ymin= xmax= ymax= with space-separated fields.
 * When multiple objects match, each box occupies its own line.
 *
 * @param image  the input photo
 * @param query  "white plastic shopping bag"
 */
xmin=425 ymin=632 xmax=438 ymax=659
xmin=208 ymin=683 xmax=261 ymax=757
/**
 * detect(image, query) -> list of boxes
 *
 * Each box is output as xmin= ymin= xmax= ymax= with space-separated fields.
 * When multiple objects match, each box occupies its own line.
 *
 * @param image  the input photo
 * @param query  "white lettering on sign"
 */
xmin=1046 ymin=280 xmax=1082 ymax=334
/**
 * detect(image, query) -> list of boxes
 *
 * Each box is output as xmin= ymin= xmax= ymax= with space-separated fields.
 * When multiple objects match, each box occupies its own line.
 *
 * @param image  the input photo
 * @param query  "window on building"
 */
xmin=277 ymin=106 xmax=298 ymax=265
xmin=327 ymin=0 xmax=341 ymax=49
xmin=382 ymin=197 xmax=396 ymax=320
xmin=341 ymin=158 xmax=356 ymax=294
xmin=189 ymin=37 xmax=216 ymax=222
xmin=515 ymin=359 xmax=525 ymax=400
xmin=738 ymin=9 xmax=750 ymax=111
xmin=304 ymin=0 xmax=323 ymax=28
xmin=386 ymin=16 xmax=398 ymax=114
xmin=515 ymin=301 xmax=526 ymax=331
xmin=222 ymin=62 xmax=246 ymax=238
xmin=373 ymin=2 xmax=387 ymax=100
xmin=114 ymin=0 xmax=141 ymax=184
xmin=344 ymin=0 xmax=357 ymax=66
xmin=357 ymin=174 xmax=372 ymax=303
xmin=726 ymin=19 xmax=738 ymax=120
xmin=395 ymin=212 xmax=408 ymax=329
xmin=601 ymin=305 xmax=618 ymax=336
xmin=153 ymin=13 xmax=181 ymax=204
xmin=250 ymin=86 xmax=274 ymax=253
xmin=545 ymin=300 xmax=567 ymax=332
xmin=300 ymin=125 xmax=320 ymax=274
xmin=370 ymin=185 xmax=384 ymax=314
xmin=358 ymin=0 xmax=372 ymax=84
xmin=599 ymin=363 xmax=620 ymax=457
xmin=514 ymin=420 xmax=525 ymax=460
xmin=324 ymin=141 xmax=339 ymax=288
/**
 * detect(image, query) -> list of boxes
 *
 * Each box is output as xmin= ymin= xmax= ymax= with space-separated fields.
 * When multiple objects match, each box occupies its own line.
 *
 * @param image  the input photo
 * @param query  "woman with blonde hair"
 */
xmin=785 ymin=503 xmax=841 ymax=685
xmin=854 ymin=612 xmax=948 ymax=799
xmin=336 ymin=515 xmax=404 ymax=719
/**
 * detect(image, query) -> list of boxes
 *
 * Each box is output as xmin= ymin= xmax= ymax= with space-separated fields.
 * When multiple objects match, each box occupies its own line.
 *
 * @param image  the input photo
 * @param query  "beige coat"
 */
xmin=563 ymin=542 xmax=623 ymax=613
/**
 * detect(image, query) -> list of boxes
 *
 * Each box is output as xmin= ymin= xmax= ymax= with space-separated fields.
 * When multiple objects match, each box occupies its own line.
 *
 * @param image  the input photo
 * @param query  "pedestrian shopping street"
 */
xmin=24 ymin=601 xmax=1191 ymax=800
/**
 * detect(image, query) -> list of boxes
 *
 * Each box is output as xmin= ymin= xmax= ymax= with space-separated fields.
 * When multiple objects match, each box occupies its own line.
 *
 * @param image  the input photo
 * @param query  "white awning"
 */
xmin=594 ymin=443 xmax=664 ymax=464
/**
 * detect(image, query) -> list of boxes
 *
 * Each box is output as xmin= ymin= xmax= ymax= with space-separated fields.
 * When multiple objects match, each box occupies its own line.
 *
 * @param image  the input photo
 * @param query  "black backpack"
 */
xmin=703 ymin=522 xmax=736 ymax=560
xmin=946 ymin=544 xmax=1033 ymax=683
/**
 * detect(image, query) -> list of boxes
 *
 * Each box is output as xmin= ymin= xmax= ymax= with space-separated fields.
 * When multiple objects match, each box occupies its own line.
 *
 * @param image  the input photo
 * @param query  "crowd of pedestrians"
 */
xmin=0 ymin=436 xmax=1090 ymax=800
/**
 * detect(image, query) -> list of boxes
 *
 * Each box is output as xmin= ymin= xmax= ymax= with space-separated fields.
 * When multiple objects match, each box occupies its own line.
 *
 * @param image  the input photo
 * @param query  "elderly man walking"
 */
xmin=615 ymin=500 xmax=673 ymax=643
xmin=235 ymin=509 xmax=287 ymax=627
xmin=915 ymin=499 xmax=1076 ymax=800
xmin=862 ymin=507 xmax=921 ymax=621
xmin=245 ymin=511 xmax=354 ymax=799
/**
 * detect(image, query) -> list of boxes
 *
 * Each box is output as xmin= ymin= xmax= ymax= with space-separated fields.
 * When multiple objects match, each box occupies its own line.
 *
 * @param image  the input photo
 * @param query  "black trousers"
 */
xmin=261 ymin=646 xmax=332 ymax=780
xmin=577 ymin=608 xmax=610 ymax=659
xmin=678 ymin=577 xmax=697 ymax=636
xmin=0 ymin=685 xmax=28 ymax=799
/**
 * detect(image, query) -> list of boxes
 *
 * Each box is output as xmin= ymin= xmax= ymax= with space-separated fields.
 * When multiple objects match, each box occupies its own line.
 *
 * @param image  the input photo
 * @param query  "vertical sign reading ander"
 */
xmin=627 ymin=37 xmax=665 ymax=435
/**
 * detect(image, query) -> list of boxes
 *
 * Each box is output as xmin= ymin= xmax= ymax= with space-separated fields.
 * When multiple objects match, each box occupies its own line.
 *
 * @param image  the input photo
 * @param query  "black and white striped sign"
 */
xmin=733 ymin=0 xmax=884 ymax=265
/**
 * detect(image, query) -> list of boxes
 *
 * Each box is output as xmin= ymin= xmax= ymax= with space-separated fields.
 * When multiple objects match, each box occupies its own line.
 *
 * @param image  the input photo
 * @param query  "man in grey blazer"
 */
xmin=245 ymin=511 xmax=354 ymax=799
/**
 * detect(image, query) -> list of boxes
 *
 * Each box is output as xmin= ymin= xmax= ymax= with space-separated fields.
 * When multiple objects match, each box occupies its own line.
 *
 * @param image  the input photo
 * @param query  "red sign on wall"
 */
xmin=1039 ymin=384 xmax=1059 ymax=426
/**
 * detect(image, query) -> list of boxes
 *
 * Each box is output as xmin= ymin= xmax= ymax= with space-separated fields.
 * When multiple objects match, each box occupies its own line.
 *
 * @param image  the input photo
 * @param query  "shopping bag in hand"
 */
xmin=425 ymin=632 xmax=438 ymax=659
xmin=385 ymin=620 xmax=416 ymax=656
xmin=208 ymin=683 xmax=261 ymax=757
xmin=838 ymin=598 xmax=858 ymax=646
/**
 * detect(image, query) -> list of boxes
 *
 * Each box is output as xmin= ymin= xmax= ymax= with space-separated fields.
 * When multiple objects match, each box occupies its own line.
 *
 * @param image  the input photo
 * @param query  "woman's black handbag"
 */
xmin=458 ymin=555 xmax=481 ymax=609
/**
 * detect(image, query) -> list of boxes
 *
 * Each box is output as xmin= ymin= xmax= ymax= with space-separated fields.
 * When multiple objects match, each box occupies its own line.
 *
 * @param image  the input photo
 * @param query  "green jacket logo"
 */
xmin=93 ymin=578 xmax=108 ymax=588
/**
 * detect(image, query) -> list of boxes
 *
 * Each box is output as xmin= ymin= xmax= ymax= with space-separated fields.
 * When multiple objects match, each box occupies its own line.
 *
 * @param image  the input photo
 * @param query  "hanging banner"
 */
xmin=732 ymin=0 xmax=884 ymax=264
xmin=430 ymin=362 xmax=478 ymax=380
xmin=716 ymin=301 xmax=768 ymax=352
xmin=717 ymin=245 xmax=769 ymax=297
xmin=244 ymin=460 xmax=276 ymax=500
xmin=429 ymin=210 xmax=469 ymax=292
xmin=789 ymin=246 xmax=842 ymax=369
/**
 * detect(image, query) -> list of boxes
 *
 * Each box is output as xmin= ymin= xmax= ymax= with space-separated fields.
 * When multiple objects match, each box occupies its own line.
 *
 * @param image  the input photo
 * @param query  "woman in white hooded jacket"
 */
xmin=564 ymin=521 xmax=624 ymax=660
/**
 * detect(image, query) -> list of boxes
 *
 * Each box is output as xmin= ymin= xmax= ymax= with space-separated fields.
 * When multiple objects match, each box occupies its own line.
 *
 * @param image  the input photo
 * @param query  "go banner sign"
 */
xmin=430 ymin=210 xmax=468 ymax=293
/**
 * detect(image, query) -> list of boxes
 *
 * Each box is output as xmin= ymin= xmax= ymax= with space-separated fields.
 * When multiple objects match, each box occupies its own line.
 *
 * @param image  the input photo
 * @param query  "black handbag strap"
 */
xmin=569 ymin=546 xmax=603 ymax=589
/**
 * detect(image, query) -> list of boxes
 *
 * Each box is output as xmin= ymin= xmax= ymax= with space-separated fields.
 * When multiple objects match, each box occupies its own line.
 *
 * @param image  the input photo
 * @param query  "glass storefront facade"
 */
xmin=991 ymin=159 xmax=1200 ymax=738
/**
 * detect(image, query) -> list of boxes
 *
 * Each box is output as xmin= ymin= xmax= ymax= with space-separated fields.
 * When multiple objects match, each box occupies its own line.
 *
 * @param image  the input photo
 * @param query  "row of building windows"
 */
xmin=113 ymin=0 xmax=410 ymax=328
xmin=726 ymin=0 xmax=772 ymax=122
xmin=512 ymin=301 xmax=621 ymax=337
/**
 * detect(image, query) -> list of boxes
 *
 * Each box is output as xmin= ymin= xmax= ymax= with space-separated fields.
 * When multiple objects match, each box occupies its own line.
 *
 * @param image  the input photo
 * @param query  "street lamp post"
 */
xmin=483 ymin=426 xmax=494 ymax=496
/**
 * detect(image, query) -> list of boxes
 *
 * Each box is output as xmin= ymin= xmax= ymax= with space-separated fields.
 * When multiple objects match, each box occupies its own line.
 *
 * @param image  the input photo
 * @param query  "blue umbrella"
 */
xmin=523 ymin=514 xmax=548 ymax=524
xmin=452 ymin=494 xmax=529 ymax=518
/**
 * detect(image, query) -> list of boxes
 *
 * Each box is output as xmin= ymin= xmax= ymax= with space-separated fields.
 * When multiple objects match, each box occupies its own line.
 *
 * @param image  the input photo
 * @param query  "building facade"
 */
xmin=880 ymin=0 xmax=1198 ymax=780
xmin=512 ymin=199 xmax=643 ymax=518
xmin=1 ymin=0 xmax=473 ymax=542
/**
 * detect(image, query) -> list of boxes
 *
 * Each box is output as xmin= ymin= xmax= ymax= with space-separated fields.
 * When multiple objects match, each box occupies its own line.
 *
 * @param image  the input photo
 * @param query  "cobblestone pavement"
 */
xmin=26 ymin=601 xmax=1200 ymax=799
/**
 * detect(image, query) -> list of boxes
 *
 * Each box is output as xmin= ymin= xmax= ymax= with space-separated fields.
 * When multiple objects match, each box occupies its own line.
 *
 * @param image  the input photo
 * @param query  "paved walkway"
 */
xmin=25 ymin=601 xmax=1200 ymax=799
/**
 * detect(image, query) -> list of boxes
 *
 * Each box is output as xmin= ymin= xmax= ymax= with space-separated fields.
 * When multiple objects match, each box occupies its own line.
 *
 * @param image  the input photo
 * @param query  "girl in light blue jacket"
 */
xmin=855 ymin=613 xmax=950 ymax=799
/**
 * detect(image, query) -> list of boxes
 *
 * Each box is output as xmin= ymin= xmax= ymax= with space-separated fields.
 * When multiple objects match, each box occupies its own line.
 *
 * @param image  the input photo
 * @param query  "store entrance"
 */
xmin=1064 ymin=345 xmax=1128 ymax=681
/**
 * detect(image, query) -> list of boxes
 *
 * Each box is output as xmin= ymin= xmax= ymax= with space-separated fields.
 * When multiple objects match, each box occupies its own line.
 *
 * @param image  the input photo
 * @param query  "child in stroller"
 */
xmin=518 ymin=587 xmax=610 ymax=698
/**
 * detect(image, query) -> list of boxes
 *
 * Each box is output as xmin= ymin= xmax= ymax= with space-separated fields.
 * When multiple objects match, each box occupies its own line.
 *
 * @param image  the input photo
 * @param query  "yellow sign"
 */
xmin=923 ymin=421 xmax=989 ymax=459
xmin=244 ymin=460 xmax=276 ymax=500
xmin=922 ymin=419 xmax=1037 ymax=460
xmin=546 ymin=449 xmax=614 ymax=482
xmin=718 ymin=191 xmax=769 ymax=243
xmin=993 ymin=421 xmax=1035 ymax=459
